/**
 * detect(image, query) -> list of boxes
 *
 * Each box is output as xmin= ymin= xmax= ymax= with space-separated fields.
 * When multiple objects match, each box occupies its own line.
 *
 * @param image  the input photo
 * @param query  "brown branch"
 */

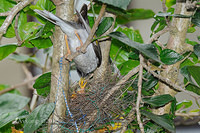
xmin=65 ymin=4 xmax=107 ymax=61
xmin=147 ymin=27 xmax=169 ymax=44
xmin=0 ymin=0 xmax=34 ymax=40
xmin=136 ymin=55 xmax=144 ymax=133
xmin=175 ymin=112 xmax=200 ymax=117
xmin=0 ymin=11 xmax=11 ymax=16
xmin=141 ymin=62 xmax=200 ymax=99
xmin=0 ymin=75 xmax=39 ymax=95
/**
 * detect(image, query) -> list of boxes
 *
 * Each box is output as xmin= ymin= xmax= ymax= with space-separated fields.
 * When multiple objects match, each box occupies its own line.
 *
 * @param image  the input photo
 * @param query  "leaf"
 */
xmin=143 ymin=94 xmax=174 ymax=107
xmin=18 ymin=11 xmax=27 ymax=41
xmin=0 ymin=110 xmax=29 ymax=128
xmin=30 ymin=37 xmax=53 ymax=49
xmin=96 ymin=0 xmax=131 ymax=10
xmin=142 ymin=73 xmax=158 ymax=91
xmin=185 ymin=38 xmax=198 ymax=46
xmin=117 ymin=27 xmax=143 ymax=43
xmin=24 ymin=103 xmax=55 ymax=133
xmin=165 ymin=0 xmax=176 ymax=8
xmin=160 ymin=49 xmax=184 ymax=65
xmin=0 ymin=44 xmax=17 ymax=61
xmin=30 ymin=0 xmax=55 ymax=11
xmin=118 ymin=60 xmax=140 ymax=75
xmin=176 ymin=100 xmax=192 ymax=110
xmin=144 ymin=121 xmax=164 ymax=133
xmin=187 ymin=66 xmax=200 ymax=87
xmin=192 ymin=10 xmax=200 ymax=27
xmin=96 ymin=17 xmax=114 ymax=37
xmin=194 ymin=44 xmax=200 ymax=57
xmin=141 ymin=110 xmax=175 ymax=132
xmin=8 ymin=54 xmax=41 ymax=66
xmin=0 ymin=0 xmax=16 ymax=12
xmin=180 ymin=66 xmax=195 ymax=85
xmin=109 ymin=31 xmax=161 ymax=63
xmin=116 ymin=8 xmax=155 ymax=24
xmin=33 ymin=72 xmax=51 ymax=97
xmin=186 ymin=83 xmax=200 ymax=95
xmin=0 ymin=93 xmax=30 ymax=115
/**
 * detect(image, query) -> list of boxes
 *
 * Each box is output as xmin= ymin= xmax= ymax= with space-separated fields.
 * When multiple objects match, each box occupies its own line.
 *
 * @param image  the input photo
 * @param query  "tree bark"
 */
xmin=153 ymin=0 xmax=194 ymax=115
xmin=48 ymin=0 xmax=74 ymax=132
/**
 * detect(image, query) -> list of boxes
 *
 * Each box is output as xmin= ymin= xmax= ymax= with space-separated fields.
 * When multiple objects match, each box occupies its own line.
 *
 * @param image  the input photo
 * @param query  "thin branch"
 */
xmin=14 ymin=13 xmax=22 ymax=45
xmin=0 ymin=75 xmax=39 ymax=95
xmin=175 ymin=112 xmax=200 ymax=117
xmin=65 ymin=4 xmax=107 ymax=61
xmin=147 ymin=27 xmax=169 ymax=44
xmin=136 ymin=54 xmax=144 ymax=133
xmin=0 ymin=0 xmax=34 ymax=40
xmin=0 ymin=11 xmax=11 ymax=16
xmin=141 ymin=62 xmax=200 ymax=99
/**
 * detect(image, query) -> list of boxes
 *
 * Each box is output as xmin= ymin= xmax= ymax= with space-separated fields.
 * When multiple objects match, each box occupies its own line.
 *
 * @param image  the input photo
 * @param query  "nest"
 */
xmin=57 ymin=68 xmax=137 ymax=132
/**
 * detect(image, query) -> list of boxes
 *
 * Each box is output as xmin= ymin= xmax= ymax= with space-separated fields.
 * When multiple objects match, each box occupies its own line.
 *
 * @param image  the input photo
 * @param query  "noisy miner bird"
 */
xmin=34 ymin=4 xmax=102 ymax=93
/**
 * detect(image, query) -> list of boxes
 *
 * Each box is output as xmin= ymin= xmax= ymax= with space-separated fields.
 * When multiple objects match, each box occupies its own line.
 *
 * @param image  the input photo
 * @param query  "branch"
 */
xmin=0 ymin=0 xmax=34 ymax=40
xmin=65 ymin=4 xmax=107 ymax=61
xmin=136 ymin=55 xmax=144 ymax=133
xmin=14 ymin=13 xmax=22 ymax=45
xmin=141 ymin=62 xmax=200 ymax=99
xmin=0 ymin=11 xmax=11 ymax=16
xmin=147 ymin=27 xmax=169 ymax=44
xmin=175 ymin=112 xmax=200 ymax=117
xmin=0 ymin=75 xmax=39 ymax=95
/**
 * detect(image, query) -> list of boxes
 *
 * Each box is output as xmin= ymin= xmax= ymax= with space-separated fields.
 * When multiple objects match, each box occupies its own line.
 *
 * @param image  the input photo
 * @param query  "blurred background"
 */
xmin=0 ymin=0 xmax=200 ymax=132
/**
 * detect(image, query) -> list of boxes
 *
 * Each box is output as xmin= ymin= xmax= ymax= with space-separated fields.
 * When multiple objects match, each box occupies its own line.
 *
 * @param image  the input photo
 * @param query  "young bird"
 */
xmin=34 ymin=4 xmax=101 ymax=93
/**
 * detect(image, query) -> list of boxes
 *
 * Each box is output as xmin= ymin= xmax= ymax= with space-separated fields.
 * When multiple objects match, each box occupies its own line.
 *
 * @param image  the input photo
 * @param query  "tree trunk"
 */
xmin=48 ymin=0 xmax=74 ymax=132
xmin=153 ymin=0 xmax=194 ymax=115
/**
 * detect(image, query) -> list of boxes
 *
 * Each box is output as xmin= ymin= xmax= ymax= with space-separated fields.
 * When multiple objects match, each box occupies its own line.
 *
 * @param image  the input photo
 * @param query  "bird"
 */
xmin=34 ymin=4 xmax=102 ymax=93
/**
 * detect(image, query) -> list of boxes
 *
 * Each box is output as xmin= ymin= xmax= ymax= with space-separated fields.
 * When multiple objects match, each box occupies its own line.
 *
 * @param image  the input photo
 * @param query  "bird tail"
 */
xmin=34 ymin=9 xmax=63 ymax=25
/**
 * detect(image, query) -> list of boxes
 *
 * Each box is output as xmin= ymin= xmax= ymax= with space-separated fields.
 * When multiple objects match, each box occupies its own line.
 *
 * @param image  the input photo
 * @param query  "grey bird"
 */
xmin=34 ymin=5 xmax=102 ymax=91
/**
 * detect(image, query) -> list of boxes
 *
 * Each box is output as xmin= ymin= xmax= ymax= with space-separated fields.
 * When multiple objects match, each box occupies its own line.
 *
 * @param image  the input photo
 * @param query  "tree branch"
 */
xmin=141 ymin=62 xmax=200 ymax=99
xmin=0 ymin=75 xmax=39 ymax=95
xmin=0 ymin=0 xmax=34 ymax=40
xmin=136 ymin=55 xmax=144 ymax=133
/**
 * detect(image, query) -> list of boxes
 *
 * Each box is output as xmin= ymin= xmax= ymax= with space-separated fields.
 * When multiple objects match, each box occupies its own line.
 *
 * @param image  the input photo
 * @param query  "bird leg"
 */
xmin=74 ymin=30 xmax=84 ymax=51
xmin=64 ymin=34 xmax=72 ymax=61
xmin=77 ymin=77 xmax=87 ymax=94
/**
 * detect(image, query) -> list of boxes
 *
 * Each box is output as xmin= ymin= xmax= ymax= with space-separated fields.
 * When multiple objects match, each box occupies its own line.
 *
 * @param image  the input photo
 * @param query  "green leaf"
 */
xmin=143 ymin=94 xmax=174 ymax=107
xmin=141 ymin=110 xmax=175 ymax=132
xmin=20 ymin=22 xmax=41 ymax=41
xmin=185 ymin=38 xmax=198 ymax=46
xmin=176 ymin=100 xmax=192 ymax=110
xmin=160 ymin=49 xmax=184 ymax=65
xmin=142 ymin=73 xmax=158 ymax=91
xmin=0 ymin=110 xmax=29 ymax=128
xmin=33 ymin=72 xmax=51 ymax=97
xmin=0 ymin=93 xmax=30 ymax=115
xmin=116 ymin=8 xmax=155 ymax=24
xmin=186 ymin=84 xmax=200 ymax=95
xmin=163 ymin=0 xmax=176 ymax=8
xmin=117 ymin=27 xmax=144 ymax=43
xmin=32 ymin=0 xmax=55 ymax=11
xmin=192 ymin=10 xmax=200 ymax=27
xmin=18 ymin=11 xmax=27 ymax=41
xmin=194 ymin=44 xmax=200 ymax=57
xmin=180 ymin=66 xmax=195 ymax=85
xmin=8 ymin=54 xmax=41 ymax=66
xmin=96 ymin=0 xmax=131 ymax=10
xmin=144 ymin=121 xmax=164 ymax=133
xmin=0 ymin=44 xmax=17 ymax=61
xmin=96 ymin=17 xmax=114 ymax=37
xmin=187 ymin=66 xmax=200 ymax=87
xmin=118 ymin=60 xmax=140 ymax=75
xmin=109 ymin=31 xmax=161 ymax=63
xmin=187 ymin=27 xmax=196 ymax=33
xmin=30 ymin=37 xmax=53 ymax=49
xmin=0 ymin=1 xmax=16 ymax=12
xmin=24 ymin=103 xmax=55 ymax=133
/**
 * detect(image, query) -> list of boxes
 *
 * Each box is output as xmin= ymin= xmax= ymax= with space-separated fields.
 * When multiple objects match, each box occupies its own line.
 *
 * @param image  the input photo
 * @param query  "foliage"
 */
xmin=0 ymin=0 xmax=200 ymax=132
